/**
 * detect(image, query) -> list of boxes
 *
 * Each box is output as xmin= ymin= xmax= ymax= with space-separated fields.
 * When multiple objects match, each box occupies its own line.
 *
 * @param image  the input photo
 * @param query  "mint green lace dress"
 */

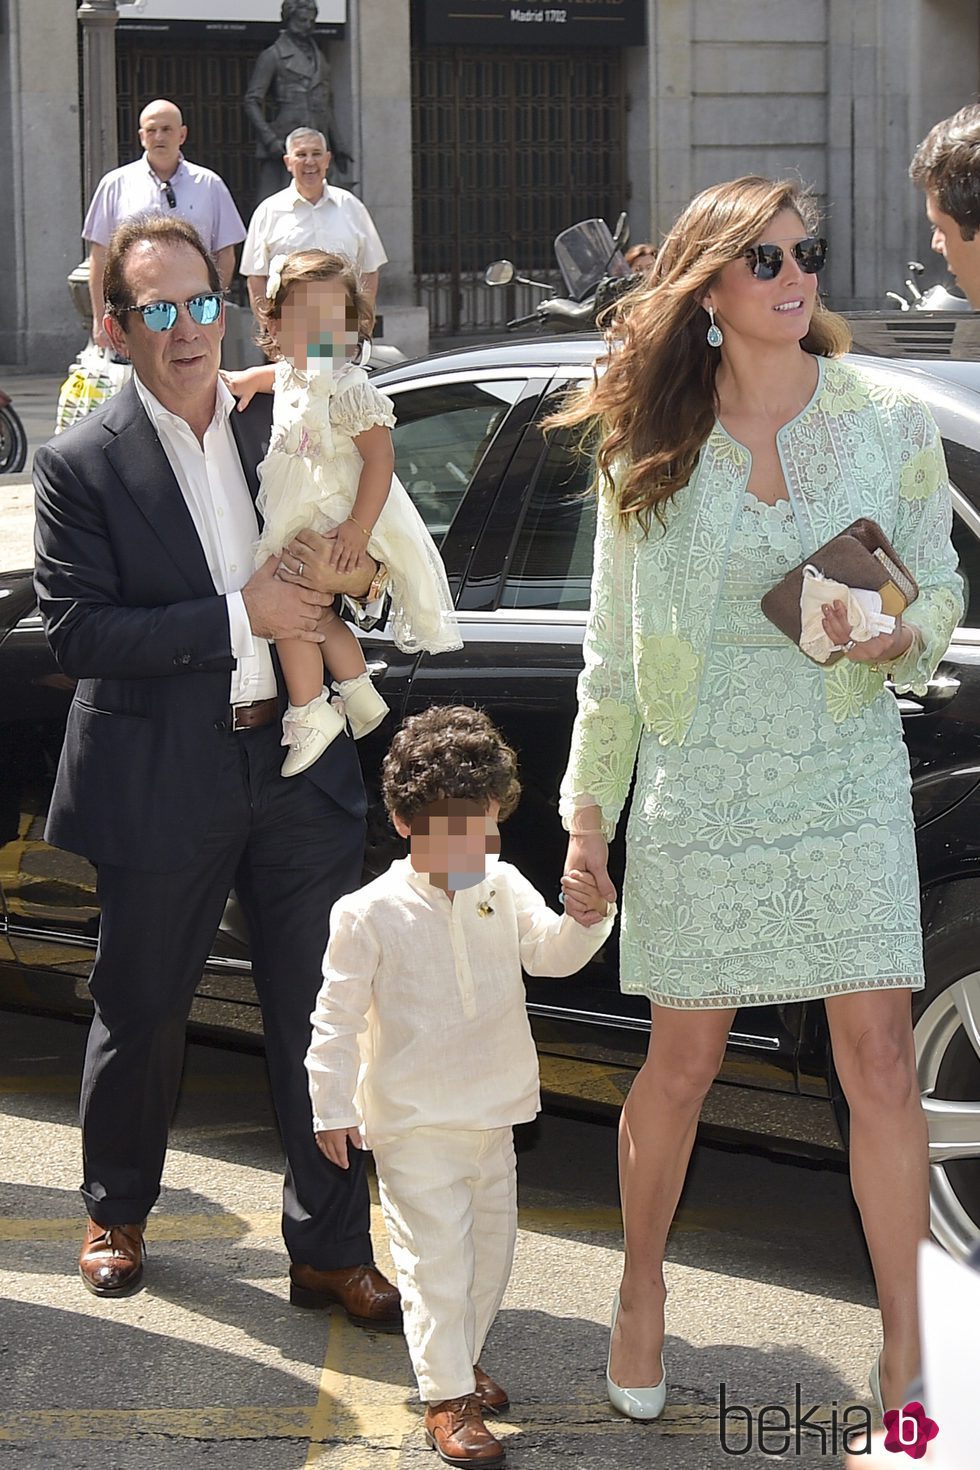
xmin=560 ymin=359 xmax=964 ymax=1009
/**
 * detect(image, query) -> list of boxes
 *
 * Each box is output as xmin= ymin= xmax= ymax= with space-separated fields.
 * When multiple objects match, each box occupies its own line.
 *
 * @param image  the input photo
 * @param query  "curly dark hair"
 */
xmin=381 ymin=706 xmax=522 ymax=825
xmin=910 ymin=104 xmax=980 ymax=239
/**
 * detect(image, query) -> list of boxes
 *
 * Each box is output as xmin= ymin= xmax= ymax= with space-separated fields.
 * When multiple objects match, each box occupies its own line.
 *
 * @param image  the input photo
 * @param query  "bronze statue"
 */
xmin=244 ymin=0 xmax=351 ymax=204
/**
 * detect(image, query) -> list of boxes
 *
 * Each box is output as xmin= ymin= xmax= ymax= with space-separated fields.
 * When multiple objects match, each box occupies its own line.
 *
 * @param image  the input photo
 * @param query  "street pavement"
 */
xmin=0 ymin=369 xmax=61 ymax=573
xmin=0 ymin=1010 xmax=885 ymax=1469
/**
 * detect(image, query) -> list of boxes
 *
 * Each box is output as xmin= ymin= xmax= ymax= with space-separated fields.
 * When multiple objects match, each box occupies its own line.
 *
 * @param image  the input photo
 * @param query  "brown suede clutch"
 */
xmin=760 ymin=518 xmax=918 ymax=665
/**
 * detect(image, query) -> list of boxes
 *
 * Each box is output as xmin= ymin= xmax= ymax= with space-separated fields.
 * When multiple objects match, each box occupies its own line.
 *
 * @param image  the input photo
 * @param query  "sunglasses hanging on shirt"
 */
xmin=742 ymin=236 xmax=828 ymax=280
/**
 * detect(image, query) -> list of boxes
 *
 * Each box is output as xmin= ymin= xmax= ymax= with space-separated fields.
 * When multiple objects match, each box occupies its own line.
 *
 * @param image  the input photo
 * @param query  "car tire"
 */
xmin=915 ymin=879 xmax=980 ymax=1259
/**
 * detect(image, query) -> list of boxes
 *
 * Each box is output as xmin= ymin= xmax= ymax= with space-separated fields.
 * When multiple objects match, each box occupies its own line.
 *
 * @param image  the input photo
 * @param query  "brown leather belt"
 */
xmin=229 ymin=697 xmax=279 ymax=732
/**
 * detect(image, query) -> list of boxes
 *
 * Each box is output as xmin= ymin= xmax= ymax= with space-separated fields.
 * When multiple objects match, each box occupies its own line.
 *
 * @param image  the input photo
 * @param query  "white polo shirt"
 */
xmin=240 ymin=182 xmax=388 ymax=279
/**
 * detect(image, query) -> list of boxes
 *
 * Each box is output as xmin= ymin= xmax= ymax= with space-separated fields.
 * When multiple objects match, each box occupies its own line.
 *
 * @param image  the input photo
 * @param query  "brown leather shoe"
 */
xmin=79 ymin=1219 xmax=145 ymax=1297
xmin=289 ymin=1262 xmax=402 ymax=1331
xmin=473 ymin=1364 xmax=509 ymax=1415
xmin=424 ymin=1395 xmax=505 ymax=1466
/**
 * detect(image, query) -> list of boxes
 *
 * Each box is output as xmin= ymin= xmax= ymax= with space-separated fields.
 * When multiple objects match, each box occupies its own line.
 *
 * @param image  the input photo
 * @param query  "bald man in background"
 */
xmin=83 ymin=99 xmax=246 ymax=348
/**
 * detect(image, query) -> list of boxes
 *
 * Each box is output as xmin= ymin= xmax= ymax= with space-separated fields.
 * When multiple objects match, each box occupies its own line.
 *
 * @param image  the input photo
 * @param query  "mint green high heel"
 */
xmin=869 ymin=1353 xmax=883 ymax=1417
xmin=606 ymin=1291 xmax=667 ymax=1421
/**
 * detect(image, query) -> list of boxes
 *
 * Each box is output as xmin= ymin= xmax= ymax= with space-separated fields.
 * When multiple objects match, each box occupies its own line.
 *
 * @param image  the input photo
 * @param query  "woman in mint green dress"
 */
xmin=553 ymin=177 xmax=963 ymax=1423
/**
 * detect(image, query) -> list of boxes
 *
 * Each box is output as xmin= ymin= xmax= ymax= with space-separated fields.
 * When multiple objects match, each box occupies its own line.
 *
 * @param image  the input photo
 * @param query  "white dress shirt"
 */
xmin=134 ymin=374 xmax=276 ymax=705
xmin=306 ymin=858 xmax=616 ymax=1146
xmin=240 ymin=182 xmax=388 ymax=278
xmin=82 ymin=154 xmax=246 ymax=253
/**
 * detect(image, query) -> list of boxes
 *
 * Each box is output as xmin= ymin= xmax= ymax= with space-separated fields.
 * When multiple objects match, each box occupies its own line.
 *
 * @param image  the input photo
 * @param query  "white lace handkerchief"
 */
xmin=799 ymin=564 xmax=895 ymax=663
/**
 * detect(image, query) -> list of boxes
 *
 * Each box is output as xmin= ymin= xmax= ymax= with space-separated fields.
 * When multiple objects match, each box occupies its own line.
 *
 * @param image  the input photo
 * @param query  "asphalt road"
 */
xmin=0 ymin=1009 xmax=885 ymax=1469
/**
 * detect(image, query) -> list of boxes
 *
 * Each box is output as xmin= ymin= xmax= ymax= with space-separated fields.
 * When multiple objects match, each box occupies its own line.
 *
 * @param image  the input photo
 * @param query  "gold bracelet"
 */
xmin=346 ymin=515 xmax=372 ymax=539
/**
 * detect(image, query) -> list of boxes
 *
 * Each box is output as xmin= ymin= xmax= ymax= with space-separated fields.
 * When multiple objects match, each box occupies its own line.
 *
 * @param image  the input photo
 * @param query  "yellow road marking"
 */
xmin=304 ymin=1314 xmax=414 ymax=1467
xmin=0 ymin=1073 xmax=262 ymax=1096
xmin=0 ymin=1400 xmax=864 ymax=1445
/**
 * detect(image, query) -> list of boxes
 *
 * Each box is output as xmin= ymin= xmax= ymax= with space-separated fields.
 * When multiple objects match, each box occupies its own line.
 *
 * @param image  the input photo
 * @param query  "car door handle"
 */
xmin=365 ymin=660 xmax=388 ymax=679
xmin=893 ymin=672 xmax=961 ymax=716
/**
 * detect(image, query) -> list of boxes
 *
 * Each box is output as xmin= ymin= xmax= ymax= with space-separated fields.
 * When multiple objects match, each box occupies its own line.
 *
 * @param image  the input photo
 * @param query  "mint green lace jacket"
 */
xmin=560 ymin=357 xmax=965 ymax=840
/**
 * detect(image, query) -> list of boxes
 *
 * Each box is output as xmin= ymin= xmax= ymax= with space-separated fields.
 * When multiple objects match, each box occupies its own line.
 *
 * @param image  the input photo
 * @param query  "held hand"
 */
xmin=329 ymin=519 xmax=370 ymax=577
xmin=821 ymin=600 xmax=915 ymax=664
xmin=563 ymin=833 xmax=615 ymax=929
xmin=315 ymin=1128 xmax=362 ymax=1170
xmin=561 ymin=867 xmax=615 ymax=928
xmin=242 ymin=556 xmax=332 ymax=643
xmin=279 ymin=528 xmax=376 ymax=599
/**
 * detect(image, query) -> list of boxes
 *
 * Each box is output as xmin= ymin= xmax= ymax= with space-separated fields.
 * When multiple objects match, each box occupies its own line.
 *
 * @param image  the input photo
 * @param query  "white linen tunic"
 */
xmin=306 ymin=858 xmax=615 ymax=1147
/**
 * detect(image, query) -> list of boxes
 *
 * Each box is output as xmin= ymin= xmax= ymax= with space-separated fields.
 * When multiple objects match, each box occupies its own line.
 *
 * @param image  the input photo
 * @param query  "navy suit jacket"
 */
xmin=33 ymin=378 xmax=366 ymax=872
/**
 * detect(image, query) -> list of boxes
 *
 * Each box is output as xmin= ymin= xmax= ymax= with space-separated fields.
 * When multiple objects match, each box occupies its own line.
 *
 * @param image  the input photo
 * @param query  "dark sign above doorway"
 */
xmin=416 ymin=0 xmax=646 ymax=48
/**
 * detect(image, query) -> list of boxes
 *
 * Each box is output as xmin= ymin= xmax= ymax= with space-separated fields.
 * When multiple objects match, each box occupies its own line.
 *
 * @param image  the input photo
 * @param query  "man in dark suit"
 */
xmin=33 ymin=213 xmax=399 ymax=1328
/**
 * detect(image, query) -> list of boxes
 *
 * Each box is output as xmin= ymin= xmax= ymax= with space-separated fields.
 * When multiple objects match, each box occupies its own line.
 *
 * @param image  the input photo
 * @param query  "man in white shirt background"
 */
xmin=84 ymin=99 xmax=246 ymax=348
xmin=241 ymin=127 xmax=387 ymax=317
xmin=33 ymin=213 xmax=400 ymax=1327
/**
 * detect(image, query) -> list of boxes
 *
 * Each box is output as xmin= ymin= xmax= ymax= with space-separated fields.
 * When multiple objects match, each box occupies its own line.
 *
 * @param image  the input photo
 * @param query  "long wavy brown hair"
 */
xmin=546 ymin=176 xmax=852 ymax=530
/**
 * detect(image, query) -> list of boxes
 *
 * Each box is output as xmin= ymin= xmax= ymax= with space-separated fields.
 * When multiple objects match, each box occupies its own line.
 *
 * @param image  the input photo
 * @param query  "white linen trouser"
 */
xmin=372 ymin=1125 xmax=517 ymax=1403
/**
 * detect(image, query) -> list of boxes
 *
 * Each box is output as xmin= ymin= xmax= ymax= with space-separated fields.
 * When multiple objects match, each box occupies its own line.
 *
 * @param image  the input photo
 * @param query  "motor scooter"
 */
xmin=884 ymin=259 xmax=970 ymax=312
xmin=0 ymin=386 xmax=28 ymax=474
xmin=484 ymin=214 xmax=636 ymax=333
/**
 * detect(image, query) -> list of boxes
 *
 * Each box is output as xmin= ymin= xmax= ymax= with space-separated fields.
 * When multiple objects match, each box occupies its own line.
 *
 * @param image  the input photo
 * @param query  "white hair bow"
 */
xmin=266 ymin=254 xmax=289 ymax=302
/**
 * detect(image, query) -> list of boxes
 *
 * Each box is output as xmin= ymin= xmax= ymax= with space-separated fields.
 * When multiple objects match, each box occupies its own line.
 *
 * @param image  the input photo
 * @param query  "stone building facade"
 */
xmin=1 ymin=0 xmax=978 ymax=367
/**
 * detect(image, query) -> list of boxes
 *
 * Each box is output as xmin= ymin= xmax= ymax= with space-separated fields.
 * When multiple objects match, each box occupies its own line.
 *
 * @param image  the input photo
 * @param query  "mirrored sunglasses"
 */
xmin=117 ymin=292 xmax=224 ymax=332
xmin=742 ymin=237 xmax=827 ymax=281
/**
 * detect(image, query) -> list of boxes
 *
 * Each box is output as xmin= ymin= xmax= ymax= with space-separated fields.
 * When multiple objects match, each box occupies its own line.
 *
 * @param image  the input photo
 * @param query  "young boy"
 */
xmin=305 ymin=705 xmax=615 ymax=1467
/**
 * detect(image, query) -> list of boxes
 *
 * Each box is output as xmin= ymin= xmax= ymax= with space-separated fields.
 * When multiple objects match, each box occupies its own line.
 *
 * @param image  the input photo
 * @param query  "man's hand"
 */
xmin=315 ymin=1127 xmax=362 ymax=1169
xmin=561 ymin=867 xmax=615 ymax=927
xmin=242 ymin=556 xmax=333 ymax=642
xmin=278 ymin=528 xmax=376 ymax=599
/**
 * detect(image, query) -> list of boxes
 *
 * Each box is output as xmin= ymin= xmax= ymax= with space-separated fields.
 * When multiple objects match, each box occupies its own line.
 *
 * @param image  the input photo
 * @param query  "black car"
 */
xmin=3 ymin=341 xmax=980 ymax=1258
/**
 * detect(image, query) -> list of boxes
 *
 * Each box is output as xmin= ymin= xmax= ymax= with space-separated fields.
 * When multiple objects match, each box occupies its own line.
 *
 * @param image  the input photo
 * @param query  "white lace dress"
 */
xmin=254 ymin=361 xmax=462 ymax=655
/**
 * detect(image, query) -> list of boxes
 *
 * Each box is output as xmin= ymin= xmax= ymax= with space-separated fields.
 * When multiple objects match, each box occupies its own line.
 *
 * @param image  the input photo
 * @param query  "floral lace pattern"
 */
xmin=619 ymin=496 xmax=926 ymax=1007
xmin=561 ymin=358 xmax=965 ymax=1009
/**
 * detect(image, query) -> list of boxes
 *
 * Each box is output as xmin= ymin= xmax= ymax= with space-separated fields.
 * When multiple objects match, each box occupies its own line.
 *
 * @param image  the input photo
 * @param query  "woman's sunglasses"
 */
xmin=742 ymin=237 xmax=827 ymax=280
xmin=115 ymin=292 xmax=224 ymax=332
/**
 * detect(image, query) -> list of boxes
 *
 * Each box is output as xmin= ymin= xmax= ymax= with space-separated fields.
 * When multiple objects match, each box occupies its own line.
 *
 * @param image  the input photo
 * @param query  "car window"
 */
xmin=497 ymin=426 xmax=597 ymax=611
xmin=389 ymin=379 xmax=527 ymax=545
xmin=950 ymin=508 xmax=980 ymax=627
xmin=499 ymin=432 xmax=980 ymax=621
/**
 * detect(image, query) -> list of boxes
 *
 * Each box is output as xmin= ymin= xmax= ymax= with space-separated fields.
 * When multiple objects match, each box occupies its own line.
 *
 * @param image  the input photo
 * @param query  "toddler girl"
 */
xmin=231 ymin=249 xmax=461 ymax=776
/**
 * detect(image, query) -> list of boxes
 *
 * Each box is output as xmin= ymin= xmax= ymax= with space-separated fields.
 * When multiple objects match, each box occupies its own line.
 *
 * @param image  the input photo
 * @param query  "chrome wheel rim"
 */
xmin=915 ymin=968 xmax=980 ymax=1258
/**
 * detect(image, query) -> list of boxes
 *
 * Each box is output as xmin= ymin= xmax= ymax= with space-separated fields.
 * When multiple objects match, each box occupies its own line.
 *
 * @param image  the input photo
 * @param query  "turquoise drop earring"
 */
xmin=706 ymin=305 xmax=723 ymax=348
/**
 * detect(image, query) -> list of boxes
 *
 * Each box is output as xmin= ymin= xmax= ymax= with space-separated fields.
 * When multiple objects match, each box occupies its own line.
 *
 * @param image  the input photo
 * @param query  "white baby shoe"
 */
xmin=281 ymin=691 xmax=346 ymax=776
xmin=337 ymin=675 xmax=390 ymax=739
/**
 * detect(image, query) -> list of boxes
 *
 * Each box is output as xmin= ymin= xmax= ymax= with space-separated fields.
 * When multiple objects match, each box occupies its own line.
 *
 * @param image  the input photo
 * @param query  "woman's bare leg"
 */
xmin=825 ymin=989 xmax=928 ymax=1410
xmin=275 ymin=636 xmax=328 ymax=707
xmin=610 ymin=1003 xmax=736 ymax=1388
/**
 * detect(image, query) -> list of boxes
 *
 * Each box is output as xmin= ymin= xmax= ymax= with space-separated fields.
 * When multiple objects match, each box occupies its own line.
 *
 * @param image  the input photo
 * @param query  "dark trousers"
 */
xmin=79 ymin=721 xmax=371 ymax=1269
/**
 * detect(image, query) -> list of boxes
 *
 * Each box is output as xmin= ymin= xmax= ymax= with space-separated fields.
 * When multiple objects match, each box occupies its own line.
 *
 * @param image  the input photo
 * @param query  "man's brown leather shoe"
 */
xmin=473 ymin=1364 xmax=509 ymax=1415
xmin=289 ymin=1262 xmax=402 ymax=1331
xmin=79 ymin=1219 xmax=145 ymax=1297
xmin=424 ymin=1395 xmax=505 ymax=1467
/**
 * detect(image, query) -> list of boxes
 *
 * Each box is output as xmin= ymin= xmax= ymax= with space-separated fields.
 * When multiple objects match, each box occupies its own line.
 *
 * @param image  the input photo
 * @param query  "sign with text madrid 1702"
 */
xmin=418 ymin=0 xmax=646 ymax=48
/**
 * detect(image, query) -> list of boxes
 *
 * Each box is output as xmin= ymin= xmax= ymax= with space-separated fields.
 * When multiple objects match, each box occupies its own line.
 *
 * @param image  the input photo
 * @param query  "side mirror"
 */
xmin=484 ymin=260 xmax=515 ymax=287
xmin=612 ymin=212 xmax=629 ymax=249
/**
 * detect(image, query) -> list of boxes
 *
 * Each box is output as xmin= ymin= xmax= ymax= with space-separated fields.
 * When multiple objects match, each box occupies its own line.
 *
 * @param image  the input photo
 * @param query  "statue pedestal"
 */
xmin=375 ymin=305 xmax=429 ymax=360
